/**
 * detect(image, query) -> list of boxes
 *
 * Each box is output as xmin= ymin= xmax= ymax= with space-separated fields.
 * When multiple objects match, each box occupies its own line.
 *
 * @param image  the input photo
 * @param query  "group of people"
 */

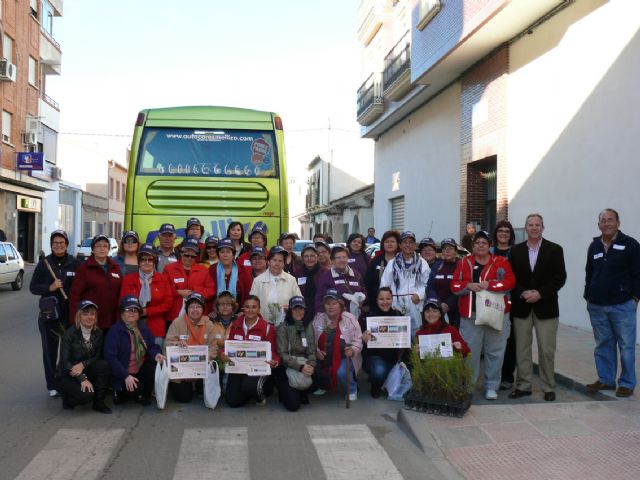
xmin=29 ymin=209 xmax=639 ymax=414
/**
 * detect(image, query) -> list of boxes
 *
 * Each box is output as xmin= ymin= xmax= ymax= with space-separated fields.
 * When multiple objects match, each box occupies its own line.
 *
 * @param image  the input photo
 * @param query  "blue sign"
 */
xmin=17 ymin=152 xmax=44 ymax=171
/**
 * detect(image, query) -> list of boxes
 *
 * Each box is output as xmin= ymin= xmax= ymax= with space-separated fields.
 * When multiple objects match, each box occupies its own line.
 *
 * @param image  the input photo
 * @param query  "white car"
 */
xmin=0 ymin=242 xmax=25 ymax=290
xmin=76 ymin=237 xmax=119 ymax=261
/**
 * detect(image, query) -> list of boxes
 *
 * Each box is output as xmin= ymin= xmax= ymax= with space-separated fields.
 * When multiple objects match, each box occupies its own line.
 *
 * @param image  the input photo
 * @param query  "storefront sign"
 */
xmin=17 ymin=195 xmax=42 ymax=213
xmin=16 ymin=152 xmax=44 ymax=171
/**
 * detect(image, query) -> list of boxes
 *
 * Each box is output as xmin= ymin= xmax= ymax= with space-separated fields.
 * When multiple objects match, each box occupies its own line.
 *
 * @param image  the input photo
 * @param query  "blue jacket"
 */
xmin=104 ymin=320 xmax=161 ymax=390
xmin=584 ymin=230 xmax=640 ymax=305
xmin=29 ymin=253 xmax=81 ymax=323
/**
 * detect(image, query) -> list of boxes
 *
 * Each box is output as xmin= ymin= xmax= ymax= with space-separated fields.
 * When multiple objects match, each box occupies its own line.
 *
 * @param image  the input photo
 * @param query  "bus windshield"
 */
xmin=136 ymin=127 xmax=278 ymax=178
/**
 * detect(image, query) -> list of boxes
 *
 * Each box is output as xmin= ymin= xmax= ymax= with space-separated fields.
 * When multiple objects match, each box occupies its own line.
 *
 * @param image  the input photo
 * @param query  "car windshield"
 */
xmin=81 ymin=238 xmax=93 ymax=247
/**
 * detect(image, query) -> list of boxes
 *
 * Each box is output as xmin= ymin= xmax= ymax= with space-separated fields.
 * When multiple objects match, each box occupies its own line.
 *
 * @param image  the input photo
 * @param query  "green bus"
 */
xmin=124 ymin=106 xmax=289 ymax=245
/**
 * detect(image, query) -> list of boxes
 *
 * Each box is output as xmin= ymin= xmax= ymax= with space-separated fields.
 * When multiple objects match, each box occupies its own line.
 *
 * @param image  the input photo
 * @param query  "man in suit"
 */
xmin=508 ymin=214 xmax=566 ymax=401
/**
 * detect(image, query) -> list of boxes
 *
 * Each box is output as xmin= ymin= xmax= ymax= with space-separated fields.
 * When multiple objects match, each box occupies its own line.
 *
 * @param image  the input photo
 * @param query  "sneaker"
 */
xmin=485 ymin=389 xmax=498 ymax=400
xmin=313 ymin=389 xmax=326 ymax=396
xmin=348 ymin=392 xmax=357 ymax=401
xmin=48 ymin=389 xmax=59 ymax=397
xmin=256 ymin=398 xmax=267 ymax=406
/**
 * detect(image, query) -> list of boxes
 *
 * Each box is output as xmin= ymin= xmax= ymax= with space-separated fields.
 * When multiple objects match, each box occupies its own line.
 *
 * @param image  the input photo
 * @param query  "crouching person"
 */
xmin=104 ymin=296 xmax=164 ymax=406
xmin=165 ymin=292 xmax=217 ymax=403
xmin=56 ymin=300 xmax=111 ymax=413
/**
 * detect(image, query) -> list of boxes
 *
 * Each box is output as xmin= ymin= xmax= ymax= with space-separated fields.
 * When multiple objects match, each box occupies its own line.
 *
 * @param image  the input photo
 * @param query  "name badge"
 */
xmin=435 ymin=275 xmax=444 ymax=279
xmin=301 ymin=338 xmax=308 ymax=347
xmin=174 ymin=278 xmax=185 ymax=283
xmin=335 ymin=279 xmax=345 ymax=285
xmin=348 ymin=258 xmax=356 ymax=263
xmin=376 ymin=266 xmax=381 ymax=270
xmin=203 ymin=334 xmax=208 ymax=340
xmin=215 ymin=334 xmax=222 ymax=339
xmin=613 ymin=244 xmax=626 ymax=251
xmin=179 ymin=335 xmax=189 ymax=340
xmin=234 ymin=335 xmax=243 ymax=340
xmin=249 ymin=334 xmax=261 ymax=341
xmin=243 ymin=260 xmax=252 ymax=266
xmin=297 ymin=277 xmax=307 ymax=285
xmin=168 ymin=257 xmax=177 ymax=263
xmin=111 ymin=273 xmax=120 ymax=278
xmin=349 ymin=281 xmax=359 ymax=286
xmin=66 ymin=271 xmax=75 ymax=277
xmin=593 ymin=253 xmax=604 ymax=260
xmin=446 ymin=275 xmax=453 ymax=279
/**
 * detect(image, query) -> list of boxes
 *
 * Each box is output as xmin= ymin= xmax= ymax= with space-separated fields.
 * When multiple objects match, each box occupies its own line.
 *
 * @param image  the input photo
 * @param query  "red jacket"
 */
xmin=225 ymin=314 xmax=280 ymax=364
xmin=208 ymin=263 xmax=246 ymax=311
xmin=119 ymin=271 xmax=174 ymax=338
xmin=69 ymin=256 xmax=122 ymax=329
xmin=450 ymin=254 xmax=515 ymax=318
xmin=236 ymin=247 xmax=269 ymax=274
xmin=164 ymin=262 xmax=215 ymax=320
xmin=416 ymin=320 xmax=471 ymax=357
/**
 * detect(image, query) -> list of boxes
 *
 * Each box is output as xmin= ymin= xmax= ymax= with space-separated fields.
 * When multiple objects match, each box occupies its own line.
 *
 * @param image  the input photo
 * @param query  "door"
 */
xmin=0 ymin=245 xmax=8 ymax=283
xmin=17 ymin=212 xmax=35 ymax=263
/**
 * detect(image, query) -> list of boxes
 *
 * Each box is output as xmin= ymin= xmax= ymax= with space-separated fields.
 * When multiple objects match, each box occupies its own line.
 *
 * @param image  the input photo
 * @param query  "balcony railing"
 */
xmin=40 ymin=91 xmax=59 ymax=111
xmin=357 ymin=73 xmax=383 ymax=118
xmin=383 ymin=32 xmax=410 ymax=91
xmin=40 ymin=27 xmax=61 ymax=52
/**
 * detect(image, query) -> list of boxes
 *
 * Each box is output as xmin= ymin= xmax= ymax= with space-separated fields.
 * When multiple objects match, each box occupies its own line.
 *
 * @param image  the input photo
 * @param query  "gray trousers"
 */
xmin=514 ymin=312 xmax=558 ymax=392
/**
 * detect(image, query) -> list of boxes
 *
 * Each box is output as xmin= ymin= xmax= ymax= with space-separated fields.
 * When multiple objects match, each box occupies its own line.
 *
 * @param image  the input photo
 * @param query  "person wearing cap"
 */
xmin=315 ymin=240 xmax=332 ymax=270
xmin=69 ymin=234 xmax=123 ymax=337
xmin=200 ymin=236 xmax=219 ymax=267
xmin=274 ymin=296 xmax=322 ymax=411
xmin=165 ymin=238 xmax=215 ymax=320
xmin=314 ymin=244 xmax=367 ymax=315
xmin=250 ymin=246 xmax=302 ymax=324
xmin=312 ymin=289 xmax=363 ymax=400
xmin=156 ymin=223 xmax=179 ymax=273
xmin=312 ymin=233 xmax=326 ymax=243
xmin=185 ymin=217 xmax=205 ymax=244
xmin=226 ymin=221 xmax=251 ymax=259
xmin=347 ymin=233 xmax=370 ymax=278
xmin=113 ymin=231 xmax=140 ymax=276
xmin=365 ymin=227 xmax=380 ymax=245
xmin=119 ymin=243 xmax=174 ymax=348
xmin=55 ymin=300 xmax=112 ymax=413
xmin=364 ymin=230 xmax=400 ymax=308
xmin=30 ymin=229 xmax=81 ymax=397
xmin=208 ymin=291 xmax=238 ymax=353
xmin=164 ymin=292 xmax=218 ymax=403
xmin=223 ymin=295 xmax=280 ymax=407
xmin=380 ymin=231 xmax=430 ymax=336
xmin=426 ymin=238 xmax=461 ymax=328
xmin=238 ymin=246 xmax=268 ymax=300
xmin=104 ymin=296 xmax=164 ymax=406
xmin=450 ymin=230 xmax=515 ymax=400
xmin=416 ymin=299 xmax=470 ymax=357
xmin=209 ymin=238 xmax=245 ymax=309
xmin=418 ymin=237 xmax=438 ymax=268
xmin=279 ymin=232 xmax=303 ymax=275
xmin=236 ymin=224 xmax=269 ymax=271
xmin=295 ymin=243 xmax=325 ymax=323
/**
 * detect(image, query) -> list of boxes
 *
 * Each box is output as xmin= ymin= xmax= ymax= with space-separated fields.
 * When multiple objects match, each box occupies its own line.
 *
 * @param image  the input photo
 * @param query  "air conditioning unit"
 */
xmin=52 ymin=167 xmax=62 ymax=180
xmin=25 ymin=118 xmax=41 ymax=134
xmin=0 ymin=59 xmax=17 ymax=82
xmin=22 ymin=132 xmax=38 ymax=146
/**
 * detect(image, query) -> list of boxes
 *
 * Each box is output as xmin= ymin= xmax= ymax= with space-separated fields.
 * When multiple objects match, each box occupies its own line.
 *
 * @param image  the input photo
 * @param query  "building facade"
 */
xmin=357 ymin=0 xmax=640 ymax=331
xmin=85 ymin=159 xmax=127 ymax=240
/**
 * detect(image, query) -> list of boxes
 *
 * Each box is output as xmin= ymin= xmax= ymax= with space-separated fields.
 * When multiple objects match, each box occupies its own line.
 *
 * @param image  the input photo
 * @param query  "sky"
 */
xmin=48 ymin=0 xmax=374 ymax=217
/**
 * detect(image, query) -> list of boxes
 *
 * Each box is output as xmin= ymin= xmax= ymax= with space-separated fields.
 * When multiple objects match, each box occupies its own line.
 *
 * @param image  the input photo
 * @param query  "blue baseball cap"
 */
xmin=159 ymin=223 xmax=176 ymax=235
xmin=204 ymin=235 xmax=219 ymax=246
xmin=185 ymin=292 xmax=206 ymax=308
xmin=78 ymin=299 xmax=98 ymax=311
xmin=122 ymin=230 xmax=139 ymax=242
xmin=268 ymin=245 xmax=288 ymax=259
xmin=138 ymin=243 xmax=156 ymax=257
xmin=288 ymin=296 xmax=306 ymax=310
xmin=250 ymin=246 xmax=267 ymax=258
xmin=440 ymin=238 xmax=457 ymax=249
xmin=119 ymin=295 xmax=142 ymax=312
xmin=249 ymin=224 xmax=268 ymax=238
xmin=181 ymin=238 xmax=201 ymax=253
xmin=323 ymin=289 xmax=340 ymax=301
xmin=217 ymin=237 xmax=236 ymax=253
xmin=400 ymin=231 xmax=416 ymax=242
xmin=418 ymin=237 xmax=436 ymax=249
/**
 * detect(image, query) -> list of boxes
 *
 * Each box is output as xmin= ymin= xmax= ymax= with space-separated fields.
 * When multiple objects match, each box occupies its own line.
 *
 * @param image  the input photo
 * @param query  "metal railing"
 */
xmin=40 ymin=91 xmax=59 ymax=110
xmin=40 ymin=27 xmax=61 ymax=51
xmin=383 ymin=32 xmax=410 ymax=91
xmin=357 ymin=72 xmax=383 ymax=118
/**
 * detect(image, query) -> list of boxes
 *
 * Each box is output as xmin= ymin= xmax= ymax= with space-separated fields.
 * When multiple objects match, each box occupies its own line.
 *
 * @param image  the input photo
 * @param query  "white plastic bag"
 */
xmin=155 ymin=360 xmax=170 ymax=410
xmin=475 ymin=290 xmax=504 ymax=330
xmin=343 ymin=292 xmax=366 ymax=319
xmin=383 ymin=362 xmax=412 ymax=401
xmin=204 ymin=361 xmax=221 ymax=409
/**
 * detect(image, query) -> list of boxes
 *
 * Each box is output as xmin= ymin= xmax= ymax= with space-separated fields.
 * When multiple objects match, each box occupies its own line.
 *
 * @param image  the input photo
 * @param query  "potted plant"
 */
xmin=404 ymin=348 xmax=473 ymax=417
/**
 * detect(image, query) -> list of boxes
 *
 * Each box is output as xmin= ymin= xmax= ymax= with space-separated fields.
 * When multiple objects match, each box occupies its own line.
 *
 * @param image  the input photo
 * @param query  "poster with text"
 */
xmin=166 ymin=345 xmax=209 ymax=379
xmin=225 ymin=340 xmax=272 ymax=376
xmin=366 ymin=316 xmax=411 ymax=349
xmin=418 ymin=333 xmax=453 ymax=359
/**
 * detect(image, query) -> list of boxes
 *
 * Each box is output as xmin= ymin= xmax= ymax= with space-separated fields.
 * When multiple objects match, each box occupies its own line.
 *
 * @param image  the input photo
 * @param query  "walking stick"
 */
xmin=44 ymin=259 xmax=68 ymax=300
xmin=345 ymin=349 xmax=351 ymax=409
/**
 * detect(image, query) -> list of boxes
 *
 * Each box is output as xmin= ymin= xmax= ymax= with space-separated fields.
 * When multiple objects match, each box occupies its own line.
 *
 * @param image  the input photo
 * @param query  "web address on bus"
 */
xmin=165 ymin=133 xmax=254 ymax=142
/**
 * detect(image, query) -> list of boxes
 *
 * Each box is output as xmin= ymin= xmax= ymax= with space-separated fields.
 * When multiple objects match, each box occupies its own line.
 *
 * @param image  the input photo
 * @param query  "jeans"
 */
xmin=38 ymin=318 xmax=60 ymax=390
xmin=587 ymin=300 xmax=638 ymax=389
xmin=364 ymin=356 xmax=393 ymax=387
xmin=337 ymin=358 xmax=357 ymax=394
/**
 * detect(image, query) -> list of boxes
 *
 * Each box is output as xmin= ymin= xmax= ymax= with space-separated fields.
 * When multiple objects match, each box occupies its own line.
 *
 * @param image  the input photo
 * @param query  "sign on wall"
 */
xmin=16 ymin=152 xmax=44 ymax=171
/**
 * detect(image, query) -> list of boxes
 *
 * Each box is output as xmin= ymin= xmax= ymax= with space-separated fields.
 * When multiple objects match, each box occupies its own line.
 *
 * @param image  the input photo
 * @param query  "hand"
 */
xmin=70 ymin=362 xmax=84 ymax=377
xmin=345 ymin=346 xmax=354 ymax=358
xmin=524 ymin=290 xmax=542 ymax=303
xmin=177 ymin=289 xmax=192 ymax=298
xmin=80 ymin=380 xmax=94 ymax=393
xmin=452 ymin=341 xmax=462 ymax=350
xmin=316 ymin=349 xmax=326 ymax=361
xmin=302 ymin=364 xmax=314 ymax=377
xmin=155 ymin=353 xmax=165 ymax=363
xmin=361 ymin=330 xmax=372 ymax=344
xmin=478 ymin=281 xmax=490 ymax=290
xmin=125 ymin=375 xmax=139 ymax=392
xmin=267 ymin=359 xmax=279 ymax=368
xmin=467 ymin=283 xmax=482 ymax=292
xmin=179 ymin=340 xmax=189 ymax=348
xmin=441 ymin=303 xmax=450 ymax=313
xmin=49 ymin=279 xmax=63 ymax=292
xmin=411 ymin=294 xmax=420 ymax=305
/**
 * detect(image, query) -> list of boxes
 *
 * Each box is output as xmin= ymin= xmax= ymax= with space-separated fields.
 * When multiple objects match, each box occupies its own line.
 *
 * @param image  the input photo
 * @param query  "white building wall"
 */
xmin=42 ymin=185 xmax=60 ymax=254
xmin=373 ymin=83 xmax=461 ymax=240
xmin=507 ymin=0 xmax=640 ymax=331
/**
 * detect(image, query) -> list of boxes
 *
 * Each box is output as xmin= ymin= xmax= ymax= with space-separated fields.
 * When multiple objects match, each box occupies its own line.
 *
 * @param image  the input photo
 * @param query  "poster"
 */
xmin=366 ymin=316 xmax=411 ymax=348
xmin=418 ymin=333 xmax=453 ymax=359
xmin=166 ymin=345 xmax=209 ymax=380
xmin=225 ymin=340 xmax=272 ymax=376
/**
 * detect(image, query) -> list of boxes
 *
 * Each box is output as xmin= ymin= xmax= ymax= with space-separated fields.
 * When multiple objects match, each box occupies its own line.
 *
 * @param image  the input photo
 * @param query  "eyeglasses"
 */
xmin=123 ymin=239 xmax=138 ymax=244
xmin=206 ymin=246 xmax=217 ymax=250
xmin=123 ymin=307 xmax=139 ymax=314
xmin=182 ymin=254 xmax=198 ymax=259
xmin=51 ymin=241 xmax=67 ymax=246
xmin=139 ymin=257 xmax=154 ymax=263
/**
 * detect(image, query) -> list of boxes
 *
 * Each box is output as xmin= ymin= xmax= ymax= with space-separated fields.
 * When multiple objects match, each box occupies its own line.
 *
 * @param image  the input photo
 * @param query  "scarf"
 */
xmin=392 ymin=252 xmax=423 ymax=292
xmin=216 ymin=262 xmax=238 ymax=297
xmin=183 ymin=315 xmax=206 ymax=345
xmin=318 ymin=319 xmax=342 ymax=389
xmin=139 ymin=271 xmax=153 ymax=307
xmin=125 ymin=322 xmax=147 ymax=367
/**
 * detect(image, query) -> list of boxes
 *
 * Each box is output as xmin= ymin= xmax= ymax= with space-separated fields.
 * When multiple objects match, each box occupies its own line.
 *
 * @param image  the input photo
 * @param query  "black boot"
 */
xmin=370 ymin=383 xmax=382 ymax=398
xmin=92 ymin=401 xmax=112 ymax=414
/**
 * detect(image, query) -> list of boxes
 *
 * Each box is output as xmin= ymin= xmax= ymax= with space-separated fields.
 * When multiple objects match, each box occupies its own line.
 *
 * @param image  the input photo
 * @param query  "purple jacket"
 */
xmin=348 ymin=252 xmax=369 ymax=279
xmin=314 ymin=266 xmax=366 ymax=313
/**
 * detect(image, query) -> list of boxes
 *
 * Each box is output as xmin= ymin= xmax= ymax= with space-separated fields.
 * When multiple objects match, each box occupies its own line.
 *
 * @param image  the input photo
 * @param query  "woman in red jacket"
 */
xmin=119 ymin=244 xmax=173 ymax=348
xmin=416 ymin=298 xmax=470 ymax=357
xmin=222 ymin=295 xmax=279 ymax=407
xmin=69 ymin=234 xmax=122 ymax=336
xmin=450 ymin=230 xmax=515 ymax=401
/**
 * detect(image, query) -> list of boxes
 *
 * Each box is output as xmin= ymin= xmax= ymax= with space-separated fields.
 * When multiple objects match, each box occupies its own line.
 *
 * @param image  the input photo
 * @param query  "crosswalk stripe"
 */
xmin=14 ymin=428 xmax=125 ymax=480
xmin=307 ymin=424 xmax=404 ymax=480
xmin=173 ymin=427 xmax=249 ymax=480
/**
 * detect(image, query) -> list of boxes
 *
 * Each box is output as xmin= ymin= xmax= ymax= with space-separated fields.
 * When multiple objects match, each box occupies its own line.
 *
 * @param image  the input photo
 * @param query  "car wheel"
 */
xmin=11 ymin=271 xmax=23 ymax=291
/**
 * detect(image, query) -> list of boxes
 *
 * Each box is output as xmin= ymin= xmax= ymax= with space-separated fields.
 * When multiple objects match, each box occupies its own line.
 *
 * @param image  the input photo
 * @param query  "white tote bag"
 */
xmin=383 ymin=362 xmax=413 ymax=401
xmin=204 ymin=361 xmax=221 ymax=410
xmin=475 ymin=290 xmax=505 ymax=331
xmin=155 ymin=360 xmax=170 ymax=410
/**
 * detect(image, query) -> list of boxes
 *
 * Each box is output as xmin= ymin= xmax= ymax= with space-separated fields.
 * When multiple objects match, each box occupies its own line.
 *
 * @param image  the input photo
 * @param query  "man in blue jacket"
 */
xmin=584 ymin=208 xmax=640 ymax=397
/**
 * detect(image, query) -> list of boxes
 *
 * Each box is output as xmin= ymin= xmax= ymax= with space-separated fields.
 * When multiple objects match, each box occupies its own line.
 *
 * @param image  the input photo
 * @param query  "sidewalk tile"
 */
xmin=512 ymin=404 xmax=568 ymax=422
xmin=577 ymin=414 xmax=640 ymax=433
xmin=433 ymin=426 xmax=493 ymax=449
xmin=530 ymin=418 xmax=595 ymax=438
xmin=423 ymin=412 xmax=480 ymax=429
xmin=482 ymin=421 xmax=545 ymax=443
xmin=470 ymin=405 xmax=523 ymax=424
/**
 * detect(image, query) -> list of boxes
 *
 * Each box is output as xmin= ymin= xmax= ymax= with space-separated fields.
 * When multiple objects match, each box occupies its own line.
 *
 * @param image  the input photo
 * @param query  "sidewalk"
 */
xmin=398 ymin=324 xmax=640 ymax=480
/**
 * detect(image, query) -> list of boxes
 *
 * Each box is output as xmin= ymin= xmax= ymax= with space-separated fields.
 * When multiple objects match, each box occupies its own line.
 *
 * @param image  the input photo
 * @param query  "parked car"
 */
xmin=76 ymin=237 xmax=118 ymax=261
xmin=365 ymin=242 xmax=469 ymax=259
xmin=293 ymin=239 xmax=313 ymax=254
xmin=0 ymin=242 xmax=25 ymax=290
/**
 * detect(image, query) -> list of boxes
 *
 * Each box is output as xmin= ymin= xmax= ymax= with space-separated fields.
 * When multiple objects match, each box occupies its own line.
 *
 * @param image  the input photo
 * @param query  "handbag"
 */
xmin=475 ymin=290 xmax=505 ymax=330
xmin=155 ymin=360 xmax=170 ymax=409
xmin=38 ymin=296 xmax=59 ymax=322
xmin=383 ymin=362 xmax=412 ymax=401
xmin=204 ymin=361 xmax=221 ymax=409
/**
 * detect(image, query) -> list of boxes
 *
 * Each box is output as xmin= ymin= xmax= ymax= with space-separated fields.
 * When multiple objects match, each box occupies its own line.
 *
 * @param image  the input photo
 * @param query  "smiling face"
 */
xmin=525 ymin=215 xmax=544 ymax=243
xmin=473 ymin=237 xmax=490 ymax=257
xmin=349 ymin=237 xmax=363 ymax=252
xmin=79 ymin=307 xmax=97 ymax=329
xmin=180 ymin=249 xmax=198 ymax=268
xmin=92 ymin=240 xmax=110 ymax=261
xmin=302 ymin=249 xmax=318 ymax=269
xmin=323 ymin=298 xmax=342 ymax=319
xmin=121 ymin=307 xmax=140 ymax=325
xmin=383 ymin=236 xmax=398 ymax=255
xmin=291 ymin=306 xmax=305 ymax=322
xmin=376 ymin=289 xmax=393 ymax=312
xmin=442 ymin=244 xmax=456 ymax=261
xmin=228 ymin=224 xmax=243 ymax=241
xmin=423 ymin=306 xmax=442 ymax=325
xmin=420 ymin=245 xmax=437 ymax=263
xmin=400 ymin=238 xmax=416 ymax=257
xmin=187 ymin=302 xmax=204 ymax=321
xmin=268 ymin=253 xmax=285 ymax=275
xmin=243 ymin=299 xmax=260 ymax=322
xmin=317 ymin=246 xmax=331 ymax=265
xmin=139 ymin=254 xmax=155 ymax=274
xmin=332 ymin=251 xmax=349 ymax=270
xmin=251 ymin=254 xmax=267 ymax=273
xmin=123 ymin=237 xmax=139 ymax=254
xmin=495 ymin=227 xmax=512 ymax=247
xmin=51 ymin=236 xmax=67 ymax=256
xmin=598 ymin=210 xmax=620 ymax=240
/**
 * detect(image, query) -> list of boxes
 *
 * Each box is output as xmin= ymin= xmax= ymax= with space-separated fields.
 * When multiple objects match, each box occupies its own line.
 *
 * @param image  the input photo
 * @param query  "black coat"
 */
xmin=29 ymin=253 xmax=81 ymax=323
xmin=55 ymin=326 xmax=104 ymax=380
xmin=510 ymin=239 xmax=566 ymax=319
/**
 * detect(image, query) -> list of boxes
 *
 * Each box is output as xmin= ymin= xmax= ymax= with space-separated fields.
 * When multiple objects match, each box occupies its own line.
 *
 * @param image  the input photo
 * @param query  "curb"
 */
xmin=532 ymin=362 xmax=614 ymax=401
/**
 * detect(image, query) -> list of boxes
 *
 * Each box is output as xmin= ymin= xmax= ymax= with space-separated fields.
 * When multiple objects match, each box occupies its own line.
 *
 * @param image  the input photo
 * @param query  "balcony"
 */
xmin=39 ymin=91 xmax=60 ymax=131
xmin=383 ymin=32 xmax=412 ymax=101
xmin=357 ymin=73 xmax=384 ymax=126
xmin=39 ymin=29 xmax=62 ymax=75
xmin=357 ymin=0 xmax=392 ymax=46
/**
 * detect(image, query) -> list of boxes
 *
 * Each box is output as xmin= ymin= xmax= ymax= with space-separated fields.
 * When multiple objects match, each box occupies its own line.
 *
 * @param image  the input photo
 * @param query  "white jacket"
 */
xmin=250 ymin=270 xmax=302 ymax=323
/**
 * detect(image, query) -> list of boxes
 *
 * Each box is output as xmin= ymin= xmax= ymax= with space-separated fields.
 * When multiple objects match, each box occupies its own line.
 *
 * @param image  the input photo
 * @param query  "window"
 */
xmin=115 ymin=181 xmax=120 ymax=201
xmin=390 ymin=196 xmax=405 ymax=231
xmin=0 ymin=245 xmax=6 ymax=259
xmin=30 ymin=0 xmax=38 ymax=18
xmin=109 ymin=178 xmax=114 ymax=199
xmin=2 ymin=110 xmax=12 ymax=143
xmin=7 ymin=244 xmax=16 ymax=260
xmin=28 ymin=56 xmax=37 ymax=86
xmin=2 ymin=33 xmax=13 ymax=62
xmin=121 ymin=182 xmax=126 ymax=202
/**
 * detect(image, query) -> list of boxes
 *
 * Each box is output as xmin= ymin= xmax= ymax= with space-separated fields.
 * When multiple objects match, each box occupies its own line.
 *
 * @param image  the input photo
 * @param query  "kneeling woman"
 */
xmin=56 ymin=300 xmax=111 ymax=413
xmin=275 ymin=296 xmax=323 ymax=411
xmin=416 ymin=298 xmax=470 ymax=357
xmin=165 ymin=292 xmax=217 ymax=403
xmin=224 ymin=296 xmax=280 ymax=407
xmin=312 ymin=289 xmax=363 ymax=401
xmin=104 ymin=296 xmax=164 ymax=406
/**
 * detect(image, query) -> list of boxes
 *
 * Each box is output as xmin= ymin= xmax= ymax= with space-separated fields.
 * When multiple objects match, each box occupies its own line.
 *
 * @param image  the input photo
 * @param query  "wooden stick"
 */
xmin=44 ymin=259 xmax=68 ymax=300
xmin=345 ymin=353 xmax=351 ymax=409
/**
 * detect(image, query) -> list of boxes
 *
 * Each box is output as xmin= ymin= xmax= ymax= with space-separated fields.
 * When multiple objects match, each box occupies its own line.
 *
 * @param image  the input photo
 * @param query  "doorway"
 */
xmin=17 ymin=211 xmax=35 ymax=262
